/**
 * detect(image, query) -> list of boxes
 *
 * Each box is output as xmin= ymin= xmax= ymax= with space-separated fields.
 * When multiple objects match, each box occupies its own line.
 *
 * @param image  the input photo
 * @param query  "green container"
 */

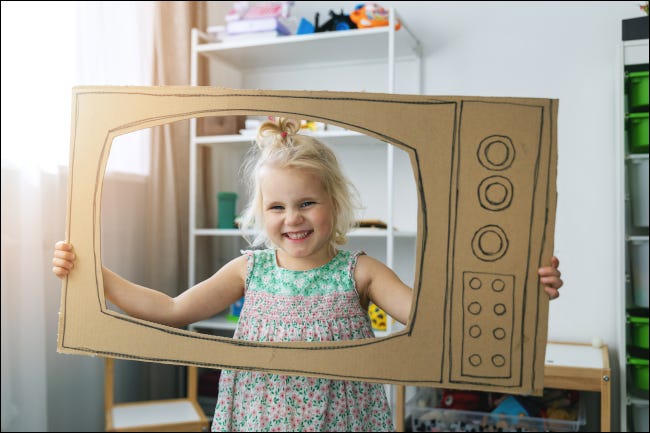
xmin=628 ymin=314 xmax=649 ymax=349
xmin=628 ymin=356 xmax=649 ymax=391
xmin=217 ymin=192 xmax=238 ymax=228
xmin=627 ymin=112 xmax=649 ymax=154
xmin=627 ymin=71 xmax=649 ymax=110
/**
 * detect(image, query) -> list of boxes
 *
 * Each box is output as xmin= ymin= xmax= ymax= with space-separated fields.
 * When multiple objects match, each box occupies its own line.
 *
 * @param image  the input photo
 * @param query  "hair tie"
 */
xmin=281 ymin=131 xmax=287 ymax=138
xmin=268 ymin=116 xmax=274 ymax=121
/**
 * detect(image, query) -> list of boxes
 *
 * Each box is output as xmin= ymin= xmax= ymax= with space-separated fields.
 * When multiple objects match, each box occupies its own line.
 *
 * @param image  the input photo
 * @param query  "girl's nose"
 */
xmin=286 ymin=209 xmax=304 ymax=225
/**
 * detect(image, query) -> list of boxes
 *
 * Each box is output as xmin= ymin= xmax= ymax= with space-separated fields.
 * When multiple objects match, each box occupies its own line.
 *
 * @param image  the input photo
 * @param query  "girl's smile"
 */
xmin=283 ymin=230 xmax=313 ymax=240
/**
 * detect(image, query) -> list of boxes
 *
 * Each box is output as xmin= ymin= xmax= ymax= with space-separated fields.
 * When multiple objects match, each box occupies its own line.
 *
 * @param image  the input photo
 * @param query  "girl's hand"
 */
xmin=538 ymin=256 xmax=562 ymax=300
xmin=52 ymin=241 xmax=75 ymax=279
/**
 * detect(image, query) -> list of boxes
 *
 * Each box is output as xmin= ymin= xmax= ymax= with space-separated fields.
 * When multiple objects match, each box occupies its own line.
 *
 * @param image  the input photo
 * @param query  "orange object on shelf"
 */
xmin=350 ymin=3 xmax=401 ymax=30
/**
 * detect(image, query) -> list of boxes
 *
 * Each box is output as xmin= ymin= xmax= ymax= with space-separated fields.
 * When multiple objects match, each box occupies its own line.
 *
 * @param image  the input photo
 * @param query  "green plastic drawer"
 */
xmin=628 ymin=312 xmax=649 ymax=349
xmin=628 ymin=356 xmax=649 ymax=391
xmin=627 ymin=112 xmax=649 ymax=154
xmin=627 ymin=71 xmax=649 ymax=111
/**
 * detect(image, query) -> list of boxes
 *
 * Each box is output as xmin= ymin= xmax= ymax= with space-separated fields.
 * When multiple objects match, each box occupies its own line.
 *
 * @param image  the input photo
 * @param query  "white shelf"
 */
xmin=544 ymin=342 xmax=606 ymax=370
xmin=194 ymin=129 xmax=366 ymax=146
xmin=196 ymin=24 xmax=420 ymax=70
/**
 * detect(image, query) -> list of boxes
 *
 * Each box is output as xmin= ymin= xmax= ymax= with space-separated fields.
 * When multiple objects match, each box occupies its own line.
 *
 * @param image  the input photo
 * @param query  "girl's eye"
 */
xmin=269 ymin=205 xmax=284 ymax=211
xmin=300 ymin=201 xmax=315 ymax=208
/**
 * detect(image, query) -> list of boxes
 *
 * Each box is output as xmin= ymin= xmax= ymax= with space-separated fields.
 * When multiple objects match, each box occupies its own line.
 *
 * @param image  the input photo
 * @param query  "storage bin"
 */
xmin=632 ymin=402 xmax=649 ymax=433
xmin=217 ymin=192 xmax=238 ymax=228
xmin=627 ymin=71 xmax=649 ymax=111
xmin=627 ymin=112 xmax=649 ymax=154
xmin=410 ymin=405 xmax=585 ymax=432
xmin=627 ymin=311 xmax=649 ymax=349
xmin=628 ymin=157 xmax=649 ymax=227
xmin=408 ymin=390 xmax=585 ymax=432
xmin=628 ymin=356 xmax=649 ymax=391
xmin=629 ymin=237 xmax=649 ymax=308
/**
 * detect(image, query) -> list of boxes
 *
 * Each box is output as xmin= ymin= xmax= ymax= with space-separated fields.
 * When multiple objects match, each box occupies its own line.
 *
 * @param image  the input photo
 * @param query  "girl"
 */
xmin=53 ymin=117 xmax=563 ymax=432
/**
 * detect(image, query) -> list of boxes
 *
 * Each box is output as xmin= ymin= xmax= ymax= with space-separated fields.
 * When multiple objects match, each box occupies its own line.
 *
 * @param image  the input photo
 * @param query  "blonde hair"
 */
xmin=239 ymin=117 xmax=360 ymax=248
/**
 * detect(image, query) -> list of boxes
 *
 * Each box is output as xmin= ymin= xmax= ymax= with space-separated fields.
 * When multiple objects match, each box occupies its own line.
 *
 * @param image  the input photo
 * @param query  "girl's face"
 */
xmin=260 ymin=166 xmax=336 ymax=269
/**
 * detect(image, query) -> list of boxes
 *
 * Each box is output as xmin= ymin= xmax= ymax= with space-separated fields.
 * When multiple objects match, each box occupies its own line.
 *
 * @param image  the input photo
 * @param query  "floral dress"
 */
xmin=211 ymin=249 xmax=394 ymax=432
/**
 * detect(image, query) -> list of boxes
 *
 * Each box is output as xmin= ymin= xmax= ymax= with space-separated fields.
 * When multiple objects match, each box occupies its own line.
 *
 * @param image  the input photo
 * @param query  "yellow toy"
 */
xmin=368 ymin=302 xmax=387 ymax=331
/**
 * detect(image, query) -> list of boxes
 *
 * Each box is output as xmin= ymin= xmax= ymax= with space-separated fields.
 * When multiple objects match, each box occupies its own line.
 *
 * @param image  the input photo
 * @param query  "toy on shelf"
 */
xmin=368 ymin=302 xmax=387 ymax=331
xmin=541 ymin=389 xmax=580 ymax=421
xmin=491 ymin=395 xmax=530 ymax=417
xmin=314 ymin=9 xmax=357 ymax=32
xmin=299 ymin=119 xmax=325 ymax=132
xmin=439 ymin=389 xmax=489 ymax=412
xmin=350 ymin=3 xmax=401 ymax=30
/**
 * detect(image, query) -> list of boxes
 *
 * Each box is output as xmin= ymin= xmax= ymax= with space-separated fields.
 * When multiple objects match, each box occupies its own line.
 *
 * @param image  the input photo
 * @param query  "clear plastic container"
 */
xmin=629 ymin=236 xmax=649 ymax=308
xmin=628 ymin=156 xmax=649 ymax=228
xmin=408 ymin=389 xmax=585 ymax=432
xmin=631 ymin=401 xmax=649 ymax=433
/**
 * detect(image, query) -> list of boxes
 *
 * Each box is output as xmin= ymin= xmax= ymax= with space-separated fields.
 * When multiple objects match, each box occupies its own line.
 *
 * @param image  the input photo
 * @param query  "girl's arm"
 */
xmin=354 ymin=255 xmax=413 ymax=325
xmin=355 ymin=255 xmax=564 ymax=327
xmin=53 ymin=241 xmax=246 ymax=328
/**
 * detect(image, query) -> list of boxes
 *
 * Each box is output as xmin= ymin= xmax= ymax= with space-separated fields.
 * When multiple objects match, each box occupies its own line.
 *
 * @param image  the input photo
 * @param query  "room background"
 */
xmin=1 ymin=1 xmax=644 ymax=431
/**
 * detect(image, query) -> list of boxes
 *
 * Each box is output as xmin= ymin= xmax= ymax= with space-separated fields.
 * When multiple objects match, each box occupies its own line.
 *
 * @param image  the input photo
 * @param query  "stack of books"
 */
xmin=213 ymin=1 xmax=296 ymax=42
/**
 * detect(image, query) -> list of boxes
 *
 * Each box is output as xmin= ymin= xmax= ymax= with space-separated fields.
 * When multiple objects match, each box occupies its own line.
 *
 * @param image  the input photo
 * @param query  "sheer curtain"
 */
xmin=1 ymin=2 xmax=154 ymax=431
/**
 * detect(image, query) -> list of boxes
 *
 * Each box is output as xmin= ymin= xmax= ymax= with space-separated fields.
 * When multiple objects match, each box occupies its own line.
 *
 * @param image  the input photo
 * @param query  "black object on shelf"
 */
xmin=314 ymin=9 xmax=357 ymax=32
xmin=623 ymin=16 xmax=649 ymax=41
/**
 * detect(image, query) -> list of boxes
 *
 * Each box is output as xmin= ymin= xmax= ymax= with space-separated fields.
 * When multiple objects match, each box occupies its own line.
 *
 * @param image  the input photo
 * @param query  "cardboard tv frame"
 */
xmin=58 ymin=86 xmax=557 ymax=395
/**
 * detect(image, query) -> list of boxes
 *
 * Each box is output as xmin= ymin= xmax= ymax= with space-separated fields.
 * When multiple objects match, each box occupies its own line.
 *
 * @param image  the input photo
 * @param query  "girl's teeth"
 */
xmin=287 ymin=231 xmax=309 ymax=239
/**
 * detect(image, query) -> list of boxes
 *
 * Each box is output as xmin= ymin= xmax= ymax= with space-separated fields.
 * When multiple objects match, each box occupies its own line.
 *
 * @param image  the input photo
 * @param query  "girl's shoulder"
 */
xmin=240 ymin=248 xmax=274 ymax=262
xmin=354 ymin=253 xmax=388 ymax=272
xmin=238 ymin=248 xmax=275 ymax=275
xmin=352 ymin=253 xmax=387 ymax=295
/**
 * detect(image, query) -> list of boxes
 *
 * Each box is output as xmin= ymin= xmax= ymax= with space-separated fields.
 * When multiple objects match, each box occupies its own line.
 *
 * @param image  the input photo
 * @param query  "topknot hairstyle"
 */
xmin=239 ymin=117 xmax=361 ymax=248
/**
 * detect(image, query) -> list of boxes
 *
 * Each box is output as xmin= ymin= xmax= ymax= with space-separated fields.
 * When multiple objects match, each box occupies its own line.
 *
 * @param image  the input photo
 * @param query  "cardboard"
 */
xmin=58 ymin=86 xmax=557 ymax=395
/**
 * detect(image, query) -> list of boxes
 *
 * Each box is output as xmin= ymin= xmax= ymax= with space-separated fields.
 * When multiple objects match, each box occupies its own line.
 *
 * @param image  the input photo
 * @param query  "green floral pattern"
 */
xmin=211 ymin=249 xmax=394 ymax=432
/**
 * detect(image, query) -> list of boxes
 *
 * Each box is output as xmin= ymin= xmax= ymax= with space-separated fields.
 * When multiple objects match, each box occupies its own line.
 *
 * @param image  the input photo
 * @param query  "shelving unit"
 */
xmin=188 ymin=9 xmax=421 ymax=324
xmin=615 ymin=23 xmax=649 ymax=433
xmin=187 ymin=9 xmax=422 ymax=423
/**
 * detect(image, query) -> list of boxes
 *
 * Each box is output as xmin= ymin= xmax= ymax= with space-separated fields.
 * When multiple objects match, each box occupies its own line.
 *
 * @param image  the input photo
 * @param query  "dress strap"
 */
xmin=240 ymin=250 xmax=255 ymax=292
xmin=348 ymin=250 xmax=366 ymax=299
